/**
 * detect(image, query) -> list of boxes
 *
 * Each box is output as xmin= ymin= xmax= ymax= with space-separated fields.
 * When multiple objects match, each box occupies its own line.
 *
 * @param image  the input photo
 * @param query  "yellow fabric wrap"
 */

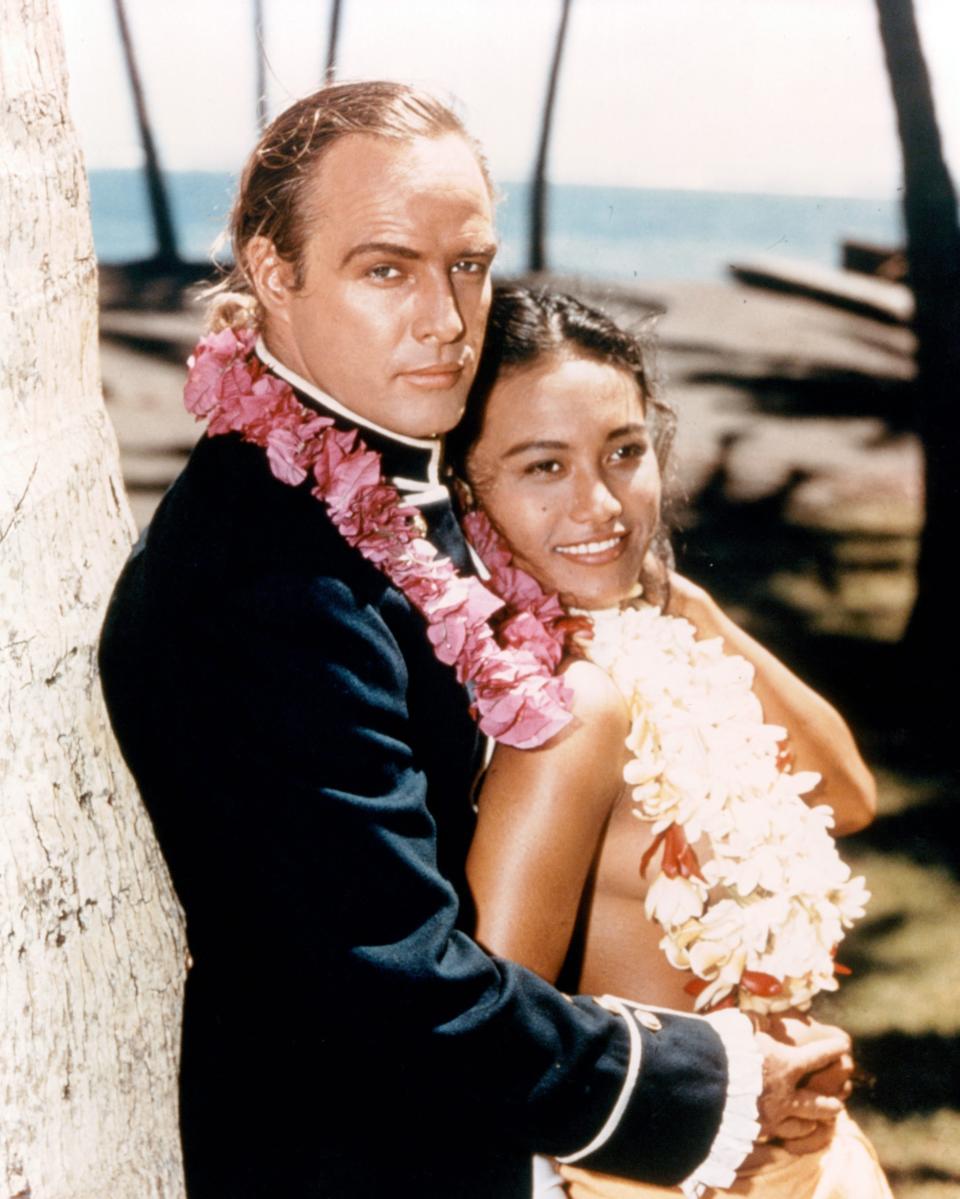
xmin=560 ymin=1111 xmax=892 ymax=1199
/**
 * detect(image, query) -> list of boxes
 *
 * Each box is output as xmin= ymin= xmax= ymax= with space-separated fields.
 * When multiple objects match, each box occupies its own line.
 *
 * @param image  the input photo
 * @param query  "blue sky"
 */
xmin=60 ymin=0 xmax=960 ymax=197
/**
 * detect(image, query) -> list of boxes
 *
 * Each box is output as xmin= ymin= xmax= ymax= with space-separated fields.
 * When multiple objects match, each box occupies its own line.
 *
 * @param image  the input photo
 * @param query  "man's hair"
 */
xmin=207 ymin=81 xmax=488 ymax=331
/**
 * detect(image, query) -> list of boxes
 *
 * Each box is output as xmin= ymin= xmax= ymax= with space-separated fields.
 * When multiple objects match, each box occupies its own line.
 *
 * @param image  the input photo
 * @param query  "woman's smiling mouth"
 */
xmin=553 ymin=534 xmax=627 ymax=562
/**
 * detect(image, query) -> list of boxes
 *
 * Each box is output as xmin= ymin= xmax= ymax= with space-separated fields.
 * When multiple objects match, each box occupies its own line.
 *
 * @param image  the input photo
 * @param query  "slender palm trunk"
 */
xmin=529 ymin=0 xmax=572 ymax=273
xmin=324 ymin=0 xmax=343 ymax=82
xmin=111 ymin=0 xmax=179 ymax=264
xmin=254 ymin=0 xmax=267 ymax=130
xmin=875 ymin=0 xmax=960 ymax=725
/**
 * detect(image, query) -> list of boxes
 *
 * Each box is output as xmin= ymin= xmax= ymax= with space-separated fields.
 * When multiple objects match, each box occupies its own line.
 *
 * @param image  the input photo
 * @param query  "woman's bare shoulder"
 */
xmin=559 ymin=657 xmax=631 ymax=754
xmin=481 ymin=656 xmax=628 ymax=837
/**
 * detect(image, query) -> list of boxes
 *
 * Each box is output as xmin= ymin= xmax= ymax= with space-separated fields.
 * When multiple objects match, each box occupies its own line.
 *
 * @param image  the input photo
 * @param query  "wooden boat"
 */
xmin=728 ymin=255 xmax=913 ymax=325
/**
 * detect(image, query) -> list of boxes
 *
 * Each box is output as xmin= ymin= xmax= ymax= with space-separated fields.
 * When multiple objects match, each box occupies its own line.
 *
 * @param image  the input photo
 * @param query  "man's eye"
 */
xmin=452 ymin=259 xmax=488 ymax=276
xmin=367 ymin=264 xmax=403 ymax=281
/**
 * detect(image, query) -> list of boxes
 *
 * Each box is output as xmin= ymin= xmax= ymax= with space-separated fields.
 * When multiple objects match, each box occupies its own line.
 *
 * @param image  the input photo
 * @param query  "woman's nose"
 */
xmin=571 ymin=475 xmax=622 ymax=524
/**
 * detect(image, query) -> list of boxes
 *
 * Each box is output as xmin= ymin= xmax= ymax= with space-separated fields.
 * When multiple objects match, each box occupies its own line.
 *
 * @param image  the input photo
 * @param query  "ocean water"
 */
xmin=87 ymin=169 xmax=903 ymax=282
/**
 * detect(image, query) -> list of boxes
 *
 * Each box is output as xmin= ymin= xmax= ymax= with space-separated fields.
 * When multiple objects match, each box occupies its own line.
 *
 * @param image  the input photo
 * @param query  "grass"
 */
xmin=786 ymin=757 xmax=959 ymax=1197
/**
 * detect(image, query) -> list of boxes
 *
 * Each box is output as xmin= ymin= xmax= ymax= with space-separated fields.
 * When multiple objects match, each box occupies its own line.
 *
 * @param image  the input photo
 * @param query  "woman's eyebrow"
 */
xmin=503 ymin=439 xmax=569 ymax=459
xmin=606 ymin=423 xmax=647 ymax=440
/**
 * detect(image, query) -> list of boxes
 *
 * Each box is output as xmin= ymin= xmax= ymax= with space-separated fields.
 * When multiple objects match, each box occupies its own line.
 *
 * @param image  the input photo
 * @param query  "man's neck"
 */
xmin=255 ymin=337 xmax=440 ymax=452
xmin=254 ymin=336 xmax=483 ymax=579
xmin=255 ymin=335 xmax=444 ymax=496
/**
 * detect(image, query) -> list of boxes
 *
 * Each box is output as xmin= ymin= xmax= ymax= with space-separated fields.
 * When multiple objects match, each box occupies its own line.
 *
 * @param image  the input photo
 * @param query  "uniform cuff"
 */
xmin=679 ymin=1008 xmax=762 ymax=1197
xmin=555 ymin=995 xmax=646 ymax=1164
xmin=556 ymin=997 xmax=732 ymax=1187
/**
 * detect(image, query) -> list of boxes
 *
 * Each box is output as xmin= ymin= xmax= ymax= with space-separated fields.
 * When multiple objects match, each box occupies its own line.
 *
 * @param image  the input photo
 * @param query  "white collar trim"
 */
xmin=255 ymin=336 xmax=442 ymax=486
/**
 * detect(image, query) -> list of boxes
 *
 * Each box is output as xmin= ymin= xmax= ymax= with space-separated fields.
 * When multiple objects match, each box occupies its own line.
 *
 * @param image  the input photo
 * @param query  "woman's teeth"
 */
xmin=555 ymin=536 xmax=622 ymax=557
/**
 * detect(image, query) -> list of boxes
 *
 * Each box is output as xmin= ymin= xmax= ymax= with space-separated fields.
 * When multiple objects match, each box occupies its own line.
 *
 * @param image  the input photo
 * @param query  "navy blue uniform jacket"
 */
xmin=99 ymin=388 xmax=730 ymax=1198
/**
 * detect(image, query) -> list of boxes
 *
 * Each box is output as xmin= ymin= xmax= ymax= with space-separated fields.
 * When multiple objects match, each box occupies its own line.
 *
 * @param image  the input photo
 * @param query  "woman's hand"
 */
xmin=662 ymin=569 xmax=714 ymax=628
xmin=763 ymin=1011 xmax=855 ymax=1098
xmin=752 ymin=1011 xmax=854 ymax=1157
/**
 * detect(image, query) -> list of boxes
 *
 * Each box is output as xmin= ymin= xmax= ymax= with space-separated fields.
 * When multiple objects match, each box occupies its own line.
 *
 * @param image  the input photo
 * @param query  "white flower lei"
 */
xmin=581 ymin=604 xmax=870 ymax=1014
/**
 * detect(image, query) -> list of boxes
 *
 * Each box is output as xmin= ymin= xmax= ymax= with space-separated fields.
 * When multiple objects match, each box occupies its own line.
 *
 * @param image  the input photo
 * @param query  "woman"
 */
xmin=448 ymin=287 xmax=892 ymax=1198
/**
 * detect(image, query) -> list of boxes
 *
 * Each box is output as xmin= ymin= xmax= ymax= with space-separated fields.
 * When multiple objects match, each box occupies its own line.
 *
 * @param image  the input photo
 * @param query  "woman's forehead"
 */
xmin=482 ymin=355 xmax=645 ymax=437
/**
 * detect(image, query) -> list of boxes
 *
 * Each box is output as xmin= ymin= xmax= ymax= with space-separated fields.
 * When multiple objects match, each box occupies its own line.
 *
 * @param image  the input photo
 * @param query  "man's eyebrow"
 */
xmin=466 ymin=242 xmax=499 ymax=259
xmin=339 ymin=240 xmax=499 ymax=269
xmin=340 ymin=241 xmax=421 ymax=268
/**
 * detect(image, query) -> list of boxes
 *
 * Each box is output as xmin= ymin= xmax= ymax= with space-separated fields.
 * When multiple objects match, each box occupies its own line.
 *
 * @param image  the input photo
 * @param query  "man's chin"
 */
xmin=388 ymin=391 xmax=469 ymax=439
xmin=430 ymin=403 xmax=468 ymax=438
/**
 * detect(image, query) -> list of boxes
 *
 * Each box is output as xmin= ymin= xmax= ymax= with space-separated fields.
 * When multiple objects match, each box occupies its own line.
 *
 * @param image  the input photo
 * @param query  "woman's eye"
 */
xmin=525 ymin=459 xmax=563 ymax=477
xmin=610 ymin=441 xmax=648 ymax=463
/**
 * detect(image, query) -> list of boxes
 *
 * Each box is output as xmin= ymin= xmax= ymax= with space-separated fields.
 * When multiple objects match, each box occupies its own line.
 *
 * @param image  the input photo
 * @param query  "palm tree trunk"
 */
xmin=324 ymin=0 xmax=343 ymax=83
xmin=529 ymin=0 xmax=572 ymax=273
xmin=111 ymin=0 xmax=179 ymax=264
xmin=875 ymin=0 xmax=960 ymax=726
xmin=1 ymin=1 xmax=187 ymax=1191
xmin=254 ymin=0 xmax=267 ymax=130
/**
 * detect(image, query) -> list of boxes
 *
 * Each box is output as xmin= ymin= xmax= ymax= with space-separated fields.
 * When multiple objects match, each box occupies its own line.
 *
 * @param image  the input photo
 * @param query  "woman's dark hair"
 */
xmin=447 ymin=286 xmax=676 ymax=592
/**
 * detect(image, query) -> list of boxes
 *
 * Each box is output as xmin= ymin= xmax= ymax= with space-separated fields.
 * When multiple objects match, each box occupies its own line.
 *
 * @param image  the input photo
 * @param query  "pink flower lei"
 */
xmin=184 ymin=326 xmax=588 ymax=749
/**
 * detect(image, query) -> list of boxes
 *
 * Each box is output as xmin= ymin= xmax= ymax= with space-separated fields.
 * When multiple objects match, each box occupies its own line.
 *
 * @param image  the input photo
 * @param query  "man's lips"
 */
xmin=553 ymin=533 xmax=627 ymax=563
xmin=398 ymin=362 xmax=466 ymax=389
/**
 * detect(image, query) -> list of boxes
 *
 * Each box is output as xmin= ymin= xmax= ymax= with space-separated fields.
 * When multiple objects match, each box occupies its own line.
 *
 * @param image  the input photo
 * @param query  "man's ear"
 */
xmin=246 ymin=235 xmax=296 ymax=321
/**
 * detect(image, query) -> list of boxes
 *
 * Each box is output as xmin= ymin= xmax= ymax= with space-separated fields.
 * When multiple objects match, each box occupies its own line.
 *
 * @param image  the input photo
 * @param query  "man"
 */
xmin=100 ymin=82 xmax=848 ymax=1198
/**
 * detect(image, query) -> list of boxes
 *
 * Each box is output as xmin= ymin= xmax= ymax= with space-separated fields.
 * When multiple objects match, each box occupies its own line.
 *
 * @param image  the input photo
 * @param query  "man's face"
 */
xmin=263 ymin=133 xmax=496 ymax=438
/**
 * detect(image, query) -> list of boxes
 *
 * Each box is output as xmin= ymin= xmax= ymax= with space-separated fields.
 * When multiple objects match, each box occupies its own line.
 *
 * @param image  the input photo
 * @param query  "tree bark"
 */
xmin=0 ymin=2 xmax=187 ymax=1194
xmin=529 ymin=0 xmax=572 ymax=273
xmin=875 ymin=0 xmax=960 ymax=725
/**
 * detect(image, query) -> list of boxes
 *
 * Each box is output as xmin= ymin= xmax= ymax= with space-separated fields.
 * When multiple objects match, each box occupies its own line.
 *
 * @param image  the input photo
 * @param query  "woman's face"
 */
xmin=466 ymin=353 xmax=662 ymax=610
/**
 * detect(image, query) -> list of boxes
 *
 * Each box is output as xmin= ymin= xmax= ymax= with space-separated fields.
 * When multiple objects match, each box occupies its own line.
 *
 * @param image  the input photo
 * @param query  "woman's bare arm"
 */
xmin=469 ymin=613 xmax=858 ymax=1148
xmin=467 ymin=659 xmax=630 ymax=980
xmin=667 ymin=573 xmax=876 ymax=834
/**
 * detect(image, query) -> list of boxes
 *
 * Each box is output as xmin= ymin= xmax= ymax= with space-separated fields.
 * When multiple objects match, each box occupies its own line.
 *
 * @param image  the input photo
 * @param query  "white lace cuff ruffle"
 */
xmin=679 ymin=1008 xmax=763 ymax=1197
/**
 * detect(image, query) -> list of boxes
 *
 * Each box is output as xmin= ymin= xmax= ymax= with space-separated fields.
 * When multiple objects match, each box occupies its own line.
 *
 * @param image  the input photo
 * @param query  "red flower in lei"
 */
xmin=184 ymin=327 xmax=585 ymax=749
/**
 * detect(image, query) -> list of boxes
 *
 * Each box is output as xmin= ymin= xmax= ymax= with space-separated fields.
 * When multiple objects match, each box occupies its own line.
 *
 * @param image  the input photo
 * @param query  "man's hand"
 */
xmin=754 ymin=1017 xmax=851 ymax=1149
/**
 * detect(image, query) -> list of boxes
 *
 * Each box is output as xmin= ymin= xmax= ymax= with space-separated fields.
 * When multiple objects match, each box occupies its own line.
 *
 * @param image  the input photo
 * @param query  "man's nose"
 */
xmin=413 ymin=274 xmax=465 ymax=344
xmin=571 ymin=475 xmax=622 ymax=524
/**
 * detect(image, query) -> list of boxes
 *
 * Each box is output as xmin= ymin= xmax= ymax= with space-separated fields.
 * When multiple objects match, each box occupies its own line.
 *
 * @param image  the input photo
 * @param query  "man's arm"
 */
xmin=195 ymin=569 xmax=745 ymax=1185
